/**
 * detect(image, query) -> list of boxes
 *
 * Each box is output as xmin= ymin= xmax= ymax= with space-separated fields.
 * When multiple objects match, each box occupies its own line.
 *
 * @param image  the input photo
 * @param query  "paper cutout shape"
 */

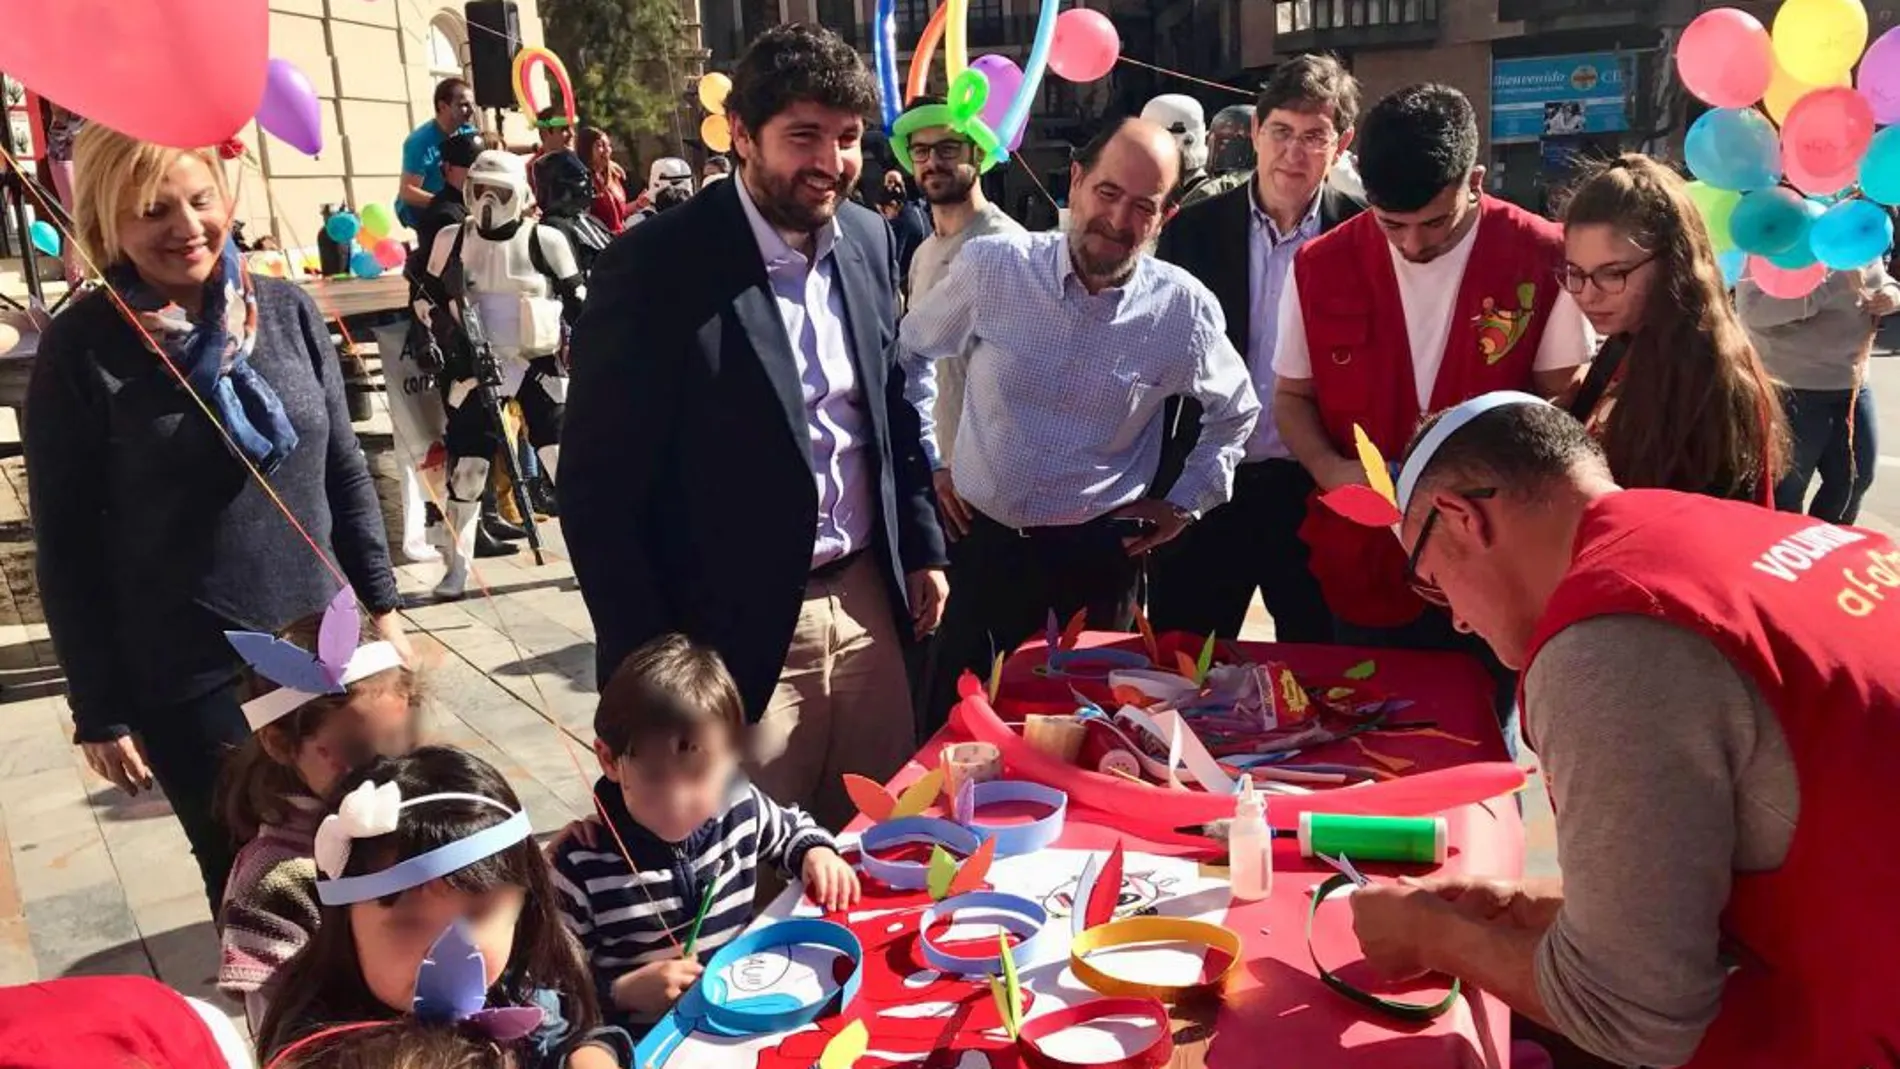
xmin=1086 ymin=841 xmax=1126 ymax=930
xmin=1059 ymin=609 xmax=1088 ymax=651
xmin=1152 ymin=710 xmax=1239 ymax=795
xmin=1174 ymin=650 xmax=1198 ymax=681
xmin=1166 ymin=718 xmax=1184 ymax=790
xmin=226 ymin=632 xmax=338 ymax=697
xmin=1071 ymin=853 xmax=1103 ymax=937
xmin=842 ymin=769 xmax=945 ymax=823
xmin=1343 ymin=660 xmax=1377 ymax=681
xmin=954 ymin=778 xmax=976 ymax=827
xmin=927 ymin=845 xmax=958 ymax=900
xmin=1045 ymin=609 xmax=1060 ymax=653
xmin=1132 ymin=604 xmax=1160 ymax=664
xmin=987 ymin=650 xmax=1006 ymax=703
xmin=1270 ymin=664 xmax=1313 ymax=724
xmin=818 ymin=1019 xmax=869 ymax=1069
xmin=413 ymin=920 xmax=547 ymax=1041
xmin=990 ymin=931 xmax=1023 ymax=1040
xmin=1319 ymin=483 xmax=1404 ymax=527
xmin=1354 ymin=425 xmax=1396 ymax=506
xmin=950 ymin=838 xmax=997 ymax=897
xmin=314 ymin=587 xmax=359 ymax=686
xmin=1194 ymin=633 xmax=1216 ymax=685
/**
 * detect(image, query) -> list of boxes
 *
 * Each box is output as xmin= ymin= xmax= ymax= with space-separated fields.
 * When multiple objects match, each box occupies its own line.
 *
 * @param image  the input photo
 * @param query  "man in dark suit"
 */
xmin=1150 ymin=55 xmax=1365 ymax=643
xmin=561 ymin=24 xmax=948 ymax=830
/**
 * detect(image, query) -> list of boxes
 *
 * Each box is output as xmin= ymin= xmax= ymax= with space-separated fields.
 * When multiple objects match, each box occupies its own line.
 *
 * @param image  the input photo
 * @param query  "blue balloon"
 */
xmin=1808 ymin=199 xmax=1896 ymax=270
xmin=349 ymin=250 xmax=383 ymax=279
xmin=1717 ymin=247 xmax=1747 ymax=287
xmin=1728 ymin=188 xmax=1810 ymax=256
xmin=325 ymin=211 xmax=362 ymax=244
xmin=1684 ymin=108 xmax=1782 ymax=192
xmin=1863 ymin=126 xmax=1900 ymax=208
xmin=27 ymin=219 xmax=60 ymax=257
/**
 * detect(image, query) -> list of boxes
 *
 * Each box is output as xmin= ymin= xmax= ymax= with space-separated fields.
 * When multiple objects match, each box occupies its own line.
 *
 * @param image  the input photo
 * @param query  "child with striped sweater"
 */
xmin=550 ymin=634 xmax=858 ymax=1029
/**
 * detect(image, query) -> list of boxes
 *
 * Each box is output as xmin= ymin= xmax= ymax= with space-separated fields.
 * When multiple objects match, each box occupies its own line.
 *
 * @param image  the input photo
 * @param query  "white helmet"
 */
xmin=464 ymin=150 xmax=532 ymax=231
xmin=647 ymin=157 xmax=695 ymax=197
xmin=1141 ymin=94 xmax=1209 ymax=174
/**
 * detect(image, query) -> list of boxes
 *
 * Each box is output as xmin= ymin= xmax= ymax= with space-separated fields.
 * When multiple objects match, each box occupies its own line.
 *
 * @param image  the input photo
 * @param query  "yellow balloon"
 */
xmin=1762 ymin=61 xmax=1851 ymax=125
xmin=698 ymin=72 xmax=732 ymax=113
xmin=944 ymin=0 xmax=970 ymax=78
xmin=1771 ymin=0 xmax=1869 ymax=85
xmin=701 ymin=113 xmax=732 ymax=152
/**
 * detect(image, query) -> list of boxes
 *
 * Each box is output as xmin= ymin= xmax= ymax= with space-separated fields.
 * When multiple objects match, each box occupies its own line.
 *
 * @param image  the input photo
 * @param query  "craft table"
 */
xmin=641 ymin=632 xmax=1523 ymax=1069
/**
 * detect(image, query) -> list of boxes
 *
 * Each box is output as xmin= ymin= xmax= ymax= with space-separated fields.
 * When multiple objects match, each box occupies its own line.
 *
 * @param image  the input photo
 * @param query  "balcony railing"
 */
xmin=1274 ymin=0 xmax=1440 ymax=50
xmin=1498 ymin=0 xmax=1648 ymax=23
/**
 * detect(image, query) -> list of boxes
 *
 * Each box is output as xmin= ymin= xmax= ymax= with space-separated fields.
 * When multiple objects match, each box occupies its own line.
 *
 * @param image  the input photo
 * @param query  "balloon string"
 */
xmin=1115 ymin=56 xmax=1257 ymax=99
xmin=1015 ymin=160 xmax=1061 ymax=214
xmin=242 ymin=156 xmax=683 ymax=950
xmin=0 ymin=141 xmax=352 ymax=596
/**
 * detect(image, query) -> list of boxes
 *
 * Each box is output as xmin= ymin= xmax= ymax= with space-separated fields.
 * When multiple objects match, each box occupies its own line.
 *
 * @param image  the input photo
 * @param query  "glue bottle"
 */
xmin=1229 ymin=774 xmax=1272 ymax=900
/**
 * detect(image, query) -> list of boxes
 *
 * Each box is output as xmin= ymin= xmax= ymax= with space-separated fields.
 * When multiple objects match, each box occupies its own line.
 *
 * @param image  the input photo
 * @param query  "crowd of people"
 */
xmin=8 ymin=17 xmax=1900 ymax=1069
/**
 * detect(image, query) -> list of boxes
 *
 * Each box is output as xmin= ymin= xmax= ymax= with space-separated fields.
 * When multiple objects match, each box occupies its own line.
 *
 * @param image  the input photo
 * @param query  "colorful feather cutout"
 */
xmin=1320 ymin=483 xmax=1404 ymax=527
xmin=1174 ymin=650 xmax=1199 ymax=681
xmin=927 ymin=844 xmax=958 ymax=900
xmin=1071 ymin=853 xmax=1104 ymax=936
xmin=413 ymin=921 xmax=489 ymax=1023
xmin=1084 ymin=841 xmax=1125 ymax=930
xmin=954 ymin=778 xmax=976 ymax=827
xmin=1059 ymin=608 xmax=1088 ymax=651
xmin=819 ymin=1019 xmax=870 ymax=1069
xmin=1044 ymin=609 xmax=1060 ymax=651
xmin=842 ymin=769 xmax=945 ymax=823
xmin=947 ymin=837 xmax=996 ymax=897
xmin=225 ymin=631 xmax=336 ymax=696
xmin=1353 ymin=424 xmax=1397 ymax=506
xmin=1344 ymin=659 xmax=1378 ymax=681
xmin=315 ymin=586 xmax=360 ymax=684
xmin=987 ymin=650 xmax=1006 ymax=703
xmin=1195 ymin=632 xmax=1216 ymax=684
xmin=994 ymin=932 xmax=1023 ymax=1038
xmin=1132 ymin=603 xmax=1160 ymax=664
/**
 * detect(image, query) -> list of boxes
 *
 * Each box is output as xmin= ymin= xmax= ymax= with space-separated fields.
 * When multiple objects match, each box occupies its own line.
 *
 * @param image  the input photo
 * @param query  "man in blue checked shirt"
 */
xmin=901 ymin=117 xmax=1260 ymax=726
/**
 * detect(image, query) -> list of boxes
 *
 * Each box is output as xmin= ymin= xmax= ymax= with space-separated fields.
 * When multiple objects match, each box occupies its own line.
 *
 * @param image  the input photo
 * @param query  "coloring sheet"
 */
xmin=641 ymin=843 xmax=1232 ymax=1069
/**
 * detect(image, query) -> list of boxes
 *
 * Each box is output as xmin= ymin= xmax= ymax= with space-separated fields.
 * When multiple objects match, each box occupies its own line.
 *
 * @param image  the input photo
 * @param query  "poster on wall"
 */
xmin=1491 ymin=52 xmax=1629 ymax=144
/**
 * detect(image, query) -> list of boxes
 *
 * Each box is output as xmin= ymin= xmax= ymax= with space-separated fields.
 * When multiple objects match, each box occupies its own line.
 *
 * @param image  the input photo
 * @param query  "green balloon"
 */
xmin=359 ymin=201 xmax=397 ymax=239
xmin=1686 ymin=181 xmax=1742 ymax=250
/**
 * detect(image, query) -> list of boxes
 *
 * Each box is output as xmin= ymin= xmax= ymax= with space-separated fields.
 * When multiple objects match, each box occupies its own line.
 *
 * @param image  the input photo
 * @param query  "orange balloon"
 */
xmin=701 ymin=113 xmax=732 ymax=152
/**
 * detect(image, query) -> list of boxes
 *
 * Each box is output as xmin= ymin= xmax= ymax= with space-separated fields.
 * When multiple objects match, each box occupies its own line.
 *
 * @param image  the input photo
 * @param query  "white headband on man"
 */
xmin=1395 ymin=391 xmax=1553 ymax=513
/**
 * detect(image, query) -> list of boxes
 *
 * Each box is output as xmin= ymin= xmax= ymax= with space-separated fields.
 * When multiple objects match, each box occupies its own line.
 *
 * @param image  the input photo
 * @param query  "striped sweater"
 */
xmin=551 ymin=776 xmax=834 ymax=1022
xmin=218 ymin=792 xmax=325 ymax=1028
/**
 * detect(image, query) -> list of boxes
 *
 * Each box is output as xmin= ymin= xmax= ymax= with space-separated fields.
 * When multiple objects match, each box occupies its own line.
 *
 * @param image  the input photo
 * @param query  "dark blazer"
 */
xmin=561 ymin=177 xmax=947 ymax=716
xmin=1153 ymin=179 xmax=1364 ymax=491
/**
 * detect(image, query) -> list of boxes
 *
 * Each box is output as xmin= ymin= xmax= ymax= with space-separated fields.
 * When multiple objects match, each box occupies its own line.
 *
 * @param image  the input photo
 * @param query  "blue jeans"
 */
xmin=1333 ymin=609 xmax=1519 ymax=759
xmin=1775 ymin=385 xmax=1876 ymax=524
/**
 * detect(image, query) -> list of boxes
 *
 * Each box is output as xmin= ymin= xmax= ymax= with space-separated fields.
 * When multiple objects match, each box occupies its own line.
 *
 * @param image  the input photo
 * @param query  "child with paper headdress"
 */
xmin=217 ymin=589 xmax=419 ymax=1030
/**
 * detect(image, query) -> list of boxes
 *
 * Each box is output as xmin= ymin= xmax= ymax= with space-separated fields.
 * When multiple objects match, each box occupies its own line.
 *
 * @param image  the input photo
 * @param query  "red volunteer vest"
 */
xmin=1520 ymin=490 xmax=1900 ymax=1067
xmin=1294 ymin=196 xmax=1564 ymax=627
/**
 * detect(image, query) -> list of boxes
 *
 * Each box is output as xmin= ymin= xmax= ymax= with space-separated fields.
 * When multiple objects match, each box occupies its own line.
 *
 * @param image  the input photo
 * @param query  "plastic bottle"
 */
xmin=1229 ymin=774 xmax=1272 ymax=900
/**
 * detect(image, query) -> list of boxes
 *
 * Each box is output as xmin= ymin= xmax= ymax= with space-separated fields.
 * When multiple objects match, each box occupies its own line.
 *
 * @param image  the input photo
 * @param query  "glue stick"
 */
xmin=1229 ymin=775 xmax=1272 ymax=900
xmin=1297 ymin=812 xmax=1447 ymax=865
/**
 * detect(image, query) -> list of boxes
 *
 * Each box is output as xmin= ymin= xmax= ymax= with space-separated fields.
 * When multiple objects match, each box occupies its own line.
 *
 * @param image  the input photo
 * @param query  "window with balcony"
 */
xmin=1276 ymin=0 xmax=1435 ymax=38
xmin=818 ymin=0 xmax=861 ymax=46
xmin=895 ymin=0 xmax=933 ymax=42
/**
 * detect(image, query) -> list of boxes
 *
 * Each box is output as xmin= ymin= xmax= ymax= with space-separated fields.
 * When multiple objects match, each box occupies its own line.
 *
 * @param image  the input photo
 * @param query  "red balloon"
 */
xmin=0 ymin=0 xmax=267 ymax=149
xmin=1676 ymin=8 xmax=1773 ymax=108
xmin=372 ymin=239 xmax=407 ymax=270
xmin=1048 ymin=8 xmax=1121 ymax=83
xmin=1781 ymin=86 xmax=1876 ymax=182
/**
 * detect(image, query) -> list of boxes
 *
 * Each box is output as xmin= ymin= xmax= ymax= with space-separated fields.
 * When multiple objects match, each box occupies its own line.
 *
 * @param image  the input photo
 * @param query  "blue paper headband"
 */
xmin=1395 ymin=391 xmax=1551 ymax=513
xmin=957 ymin=780 xmax=1067 ymax=857
xmin=858 ymin=817 xmax=982 ymax=890
xmin=918 ymin=890 xmax=1060 ymax=974
xmin=315 ymin=784 xmax=534 ymax=906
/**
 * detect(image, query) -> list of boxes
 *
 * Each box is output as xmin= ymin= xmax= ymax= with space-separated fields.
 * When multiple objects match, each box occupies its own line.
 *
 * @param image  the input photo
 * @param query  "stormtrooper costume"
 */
xmin=414 ymin=150 xmax=585 ymax=598
xmin=1141 ymin=94 xmax=1209 ymax=206
xmin=534 ymin=149 xmax=613 ymax=276
xmin=629 ymin=157 xmax=695 ymax=226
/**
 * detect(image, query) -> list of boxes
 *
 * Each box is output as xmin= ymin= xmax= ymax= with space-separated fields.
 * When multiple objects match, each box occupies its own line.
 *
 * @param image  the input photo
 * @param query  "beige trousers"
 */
xmin=748 ymin=553 xmax=917 ymax=833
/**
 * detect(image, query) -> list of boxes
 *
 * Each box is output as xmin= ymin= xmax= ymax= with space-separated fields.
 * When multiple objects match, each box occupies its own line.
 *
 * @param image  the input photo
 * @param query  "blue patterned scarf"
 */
xmin=113 ymin=242 xmax=300 ymax=473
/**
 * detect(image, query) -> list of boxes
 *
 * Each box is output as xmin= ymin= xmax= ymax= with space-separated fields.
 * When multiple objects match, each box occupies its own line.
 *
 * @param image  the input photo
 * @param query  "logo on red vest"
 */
xmin=1472 ymin=281 xmax=1539 ymax=364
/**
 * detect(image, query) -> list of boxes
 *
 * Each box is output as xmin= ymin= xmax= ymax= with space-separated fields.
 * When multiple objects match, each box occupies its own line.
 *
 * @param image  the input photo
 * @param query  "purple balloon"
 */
xmin=970 ymin=54 xmax=1024 ymax=152
xmin=257 ymin=58 xmax=323 ymax=157
xmin=1860 ymin=27 xmax=1900 ymax=126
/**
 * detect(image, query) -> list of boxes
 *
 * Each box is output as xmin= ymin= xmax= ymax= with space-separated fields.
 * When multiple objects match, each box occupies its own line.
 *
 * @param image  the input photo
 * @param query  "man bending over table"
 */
xmin=1348 ymin=392 xmax=1898 ymax=1068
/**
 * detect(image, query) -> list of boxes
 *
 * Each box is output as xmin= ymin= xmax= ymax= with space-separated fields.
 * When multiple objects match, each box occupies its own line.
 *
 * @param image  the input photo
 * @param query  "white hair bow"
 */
xmin=314 ymin=781 xmax=404 ymax=880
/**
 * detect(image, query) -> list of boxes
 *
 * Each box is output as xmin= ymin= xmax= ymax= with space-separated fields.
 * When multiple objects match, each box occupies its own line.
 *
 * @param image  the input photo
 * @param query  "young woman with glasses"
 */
xmin=1559 ymin=154 xmax=1787 ymax=503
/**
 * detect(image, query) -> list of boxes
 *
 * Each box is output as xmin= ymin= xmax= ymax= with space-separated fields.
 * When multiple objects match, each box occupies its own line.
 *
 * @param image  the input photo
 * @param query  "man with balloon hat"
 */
xmin=1346 ymin=390 xmax=1900 ymax=1069
xmin=1269 ymin=83 xmax=1592 ymax=733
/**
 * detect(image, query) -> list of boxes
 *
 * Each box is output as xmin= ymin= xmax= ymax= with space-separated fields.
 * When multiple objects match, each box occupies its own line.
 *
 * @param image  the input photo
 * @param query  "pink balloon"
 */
xmin=1782 ymin=142 xmax=1857 ymax=196
xmin=1048 ymin=8 xmax=1120 ymax=83
xmin=1676 ymin=8 xmax=1773 ymax=108
xmin=372 ymin=239 xmax=407 ymax=270
xmin=1747 ymin=255 xmax=1826 ymax=298
xmin=1781 ymin=86 xmax=1875 ymax=181
xmin=1859 ymin=27 xmax=1900 ymax=125
xmin=257 ymin=58 xmax=324 ymax=157
xmin=0 ymin=0 xmax=268 ymax=149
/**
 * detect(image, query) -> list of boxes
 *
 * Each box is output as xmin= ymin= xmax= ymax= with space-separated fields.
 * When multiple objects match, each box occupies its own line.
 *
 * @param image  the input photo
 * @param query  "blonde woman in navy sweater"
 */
xmin=26 ymin=124 xmax=406 ymax=908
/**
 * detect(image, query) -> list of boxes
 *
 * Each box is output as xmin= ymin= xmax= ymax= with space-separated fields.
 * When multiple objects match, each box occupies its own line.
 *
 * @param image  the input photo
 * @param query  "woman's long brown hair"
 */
xmin=1562 ymin=154 xmax=1789 ymax=500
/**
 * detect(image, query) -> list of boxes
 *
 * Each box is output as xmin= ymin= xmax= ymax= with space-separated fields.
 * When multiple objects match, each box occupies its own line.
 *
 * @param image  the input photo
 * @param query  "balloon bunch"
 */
xmin=698 ymin=73 xmax=734 ymax=152
xmin=1675 ymin=0 xmax=1900 ymax=298
xmin=324 ymin=204 xmax=406 ymax=279
xmin=872 ymin=0 xmax=1124 ymax=165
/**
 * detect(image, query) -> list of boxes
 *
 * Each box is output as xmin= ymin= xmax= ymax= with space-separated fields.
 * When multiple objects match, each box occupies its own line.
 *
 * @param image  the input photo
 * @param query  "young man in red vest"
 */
xmin=1349 ymin=393 xmax=1900 ymax=1068
xmin=1271 ymin=84 xmax=1592 ymax=730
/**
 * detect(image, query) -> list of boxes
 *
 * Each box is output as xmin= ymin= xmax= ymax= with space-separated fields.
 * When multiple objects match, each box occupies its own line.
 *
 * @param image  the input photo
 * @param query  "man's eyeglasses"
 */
xmin=1556 ymin=257 xmax=1653 ymax=296
xmin=907 ymin=138 xmax=974 ymax=164
xmin=1265 ymin=126 xmax=1338 ymax=155
xmin=1405 ymin=487 xmax=1497 ymax=607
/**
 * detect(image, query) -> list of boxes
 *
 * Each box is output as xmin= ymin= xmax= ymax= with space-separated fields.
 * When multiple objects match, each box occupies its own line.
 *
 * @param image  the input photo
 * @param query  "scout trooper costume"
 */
xmin=415 ymin=150 xmax=585 ymax=599
xmin=1141 ymin=94 xmax=1209 ymax=204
